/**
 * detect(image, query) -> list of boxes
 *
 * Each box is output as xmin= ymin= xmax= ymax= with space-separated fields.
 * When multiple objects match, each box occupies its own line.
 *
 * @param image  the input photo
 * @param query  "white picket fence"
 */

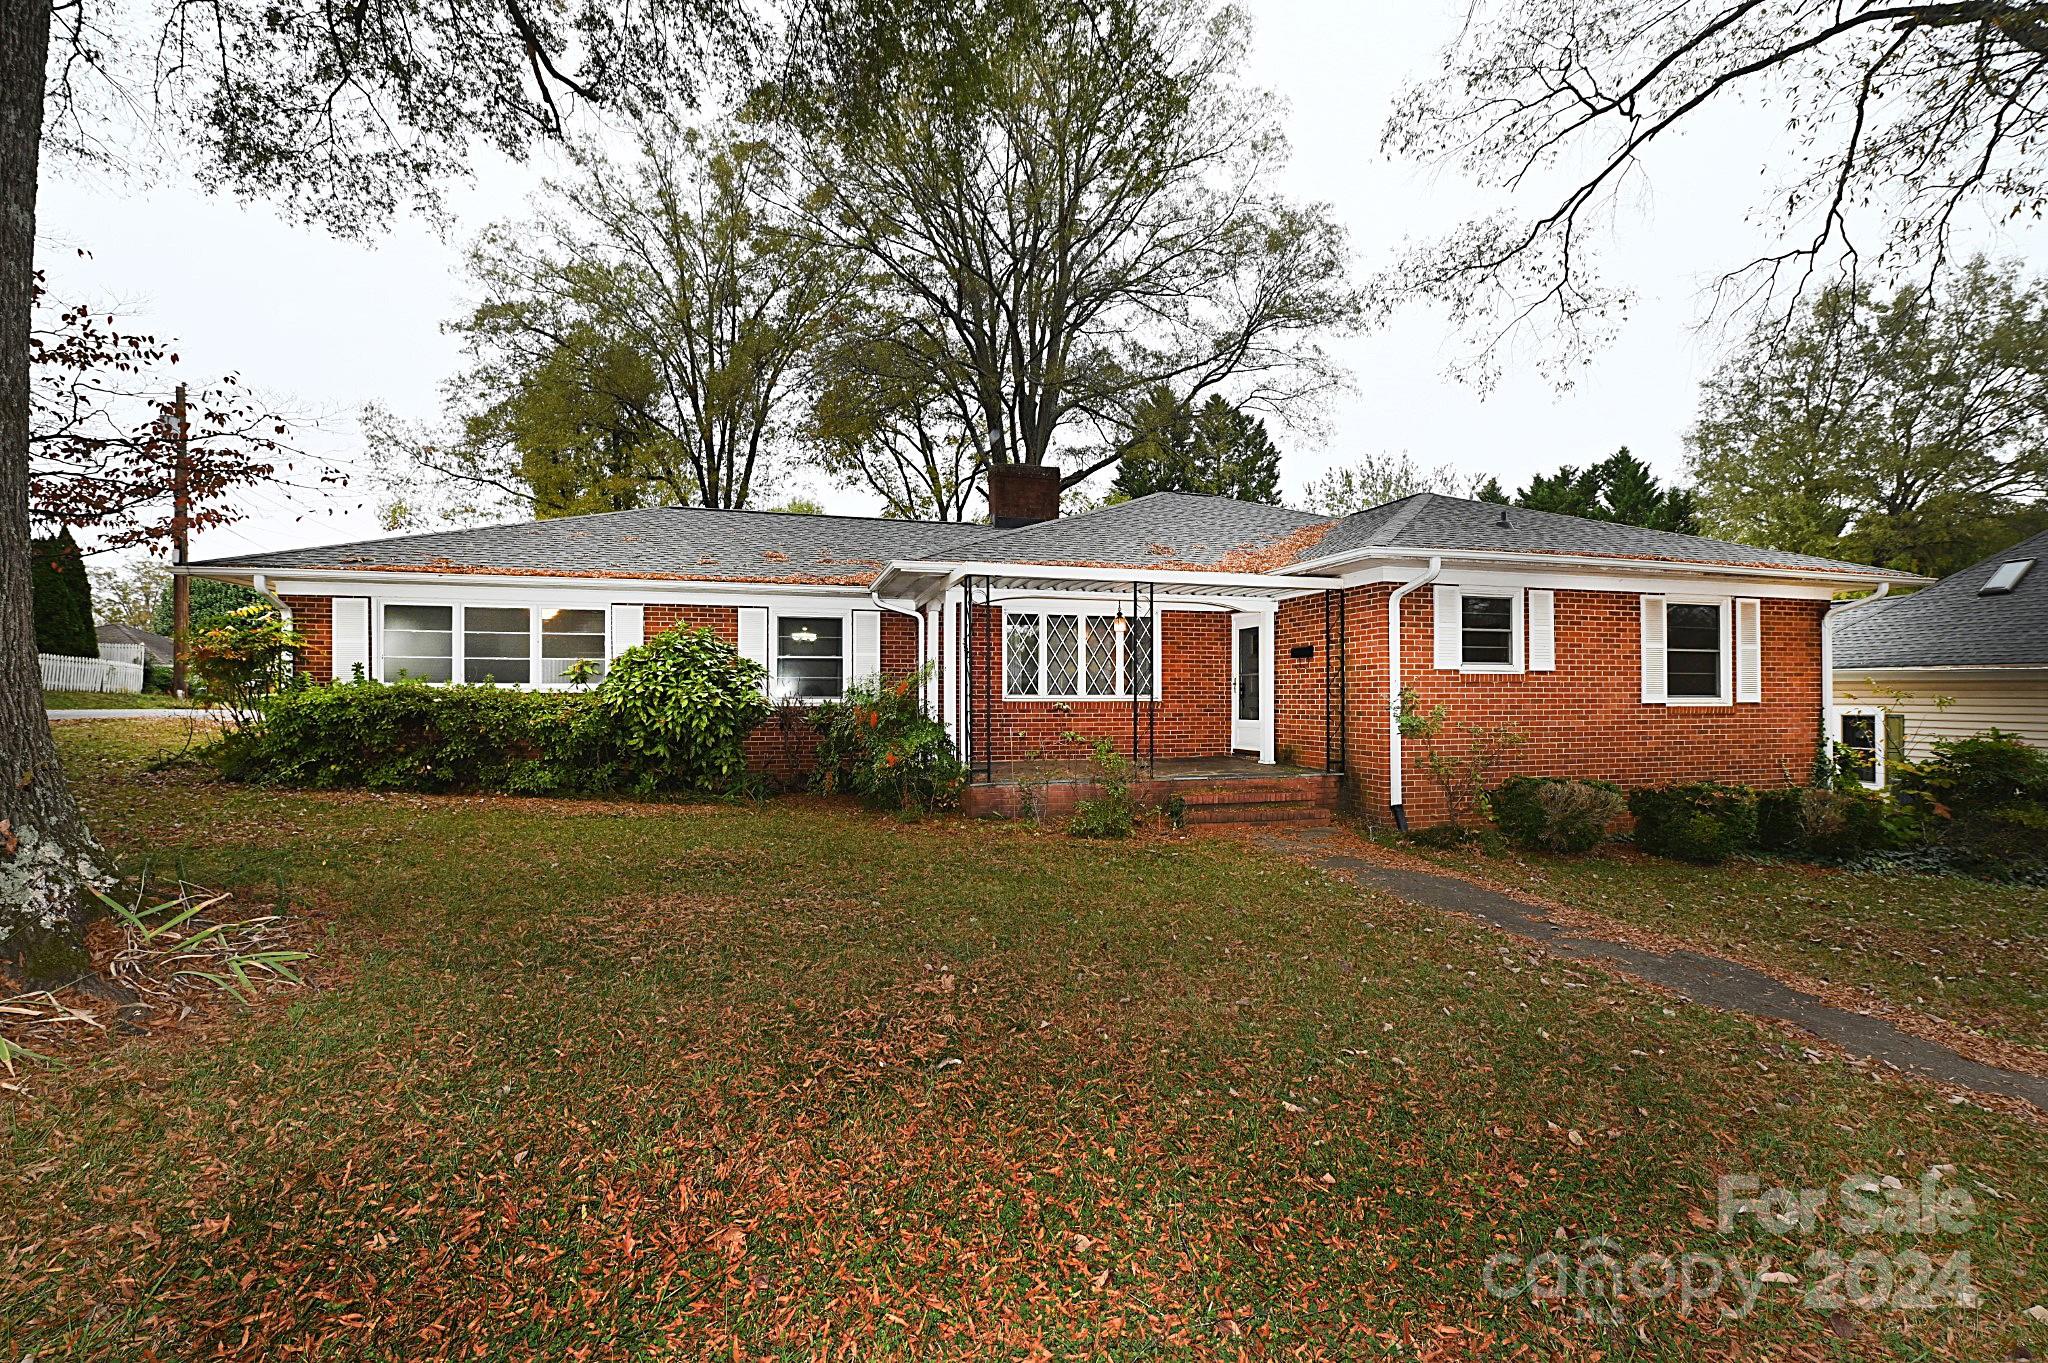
xmin=40 ymin=649 xmax=144 ymax=694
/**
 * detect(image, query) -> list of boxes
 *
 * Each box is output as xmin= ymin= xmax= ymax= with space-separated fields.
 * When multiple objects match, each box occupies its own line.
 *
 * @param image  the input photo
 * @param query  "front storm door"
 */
xmin=1230 ymin=613 xmax=1270 ymax=758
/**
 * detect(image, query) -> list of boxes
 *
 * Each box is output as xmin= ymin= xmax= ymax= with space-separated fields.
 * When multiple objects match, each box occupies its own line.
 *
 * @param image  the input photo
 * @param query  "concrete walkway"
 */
xmin=1260 ymin=824 xmax=2048 ymax=1110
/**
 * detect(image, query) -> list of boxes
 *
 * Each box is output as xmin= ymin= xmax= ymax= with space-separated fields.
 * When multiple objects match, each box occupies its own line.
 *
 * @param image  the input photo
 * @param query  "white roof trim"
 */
xmin=1283 ymin=543 xmax=1928 ymax=587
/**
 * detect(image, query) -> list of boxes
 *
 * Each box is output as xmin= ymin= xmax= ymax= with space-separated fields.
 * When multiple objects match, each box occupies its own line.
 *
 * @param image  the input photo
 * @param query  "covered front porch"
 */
xmin=959 ymin=754 xmax=1342 ymax=823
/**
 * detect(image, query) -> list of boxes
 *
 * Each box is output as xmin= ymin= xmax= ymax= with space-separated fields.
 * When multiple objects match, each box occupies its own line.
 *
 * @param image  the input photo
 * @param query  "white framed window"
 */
xmin=1002 ymin=607 xmax=1156 ymax=699
xmin=382 ymin=603 xmax=454 ymax=683
xmin=379 ymin=601 xmax=614 ymax=689
xmin=1432 ymin=585 xmax=1533 ymax=673
xmin=773 ymin=613 xmax=846 ymax=700
xmin=1838 ymin=707 xmax=1885 ymax=788
xmin=1664 ymin=600 xmax=1725 ymax=701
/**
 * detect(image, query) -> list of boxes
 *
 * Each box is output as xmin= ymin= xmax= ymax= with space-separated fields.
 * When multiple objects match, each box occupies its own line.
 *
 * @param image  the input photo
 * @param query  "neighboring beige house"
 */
xmin=1833 ymin=527 xmax=2048 ymax=784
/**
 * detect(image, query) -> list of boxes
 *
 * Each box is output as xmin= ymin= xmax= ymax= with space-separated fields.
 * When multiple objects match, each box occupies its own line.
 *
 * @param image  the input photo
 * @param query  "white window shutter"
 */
xmin=737 ymin=607 xmax=769 ymax=674
xmin=1432 ymin=585 xmax=1461 ymax=670
xmin=1735 ymin=598 xmax=1762 ymax=702
xmin=609 ymin=604 xmax=644 ymax=657
xmin=1527 ymin=589 xmax=1555 ymax=672
xmin=1639 ymin=595 xmax=1667 ymax=703
xmin=851 ymin=609 xmax=882 ymax=684
xmin=331 ymin=597 xmax=369 ymax=682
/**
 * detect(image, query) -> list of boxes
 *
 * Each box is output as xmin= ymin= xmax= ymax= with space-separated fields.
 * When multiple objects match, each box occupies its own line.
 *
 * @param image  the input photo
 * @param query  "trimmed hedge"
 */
xmin=1895 ymin=731 xmax=2048 ymax=880
xmin=1489 ymin=776 xmax=1625 ymax=854
xmin=212 ymin=625 xmax=771 ymax=796
xmin=1626 ymin=782 xmax=1758 ymax=864
xmin=1758 ymin=786 xmax=1895 ymax=861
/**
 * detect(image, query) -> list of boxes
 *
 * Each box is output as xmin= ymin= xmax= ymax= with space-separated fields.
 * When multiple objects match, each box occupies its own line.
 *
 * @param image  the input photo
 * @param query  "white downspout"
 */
xmin=1387 ymin=556 xmax=1442 ymax=829
xmin=867 ymin=583 xmax=928 ymax=704
xmin=1821 ymin=582 xmax=1891 ymax=773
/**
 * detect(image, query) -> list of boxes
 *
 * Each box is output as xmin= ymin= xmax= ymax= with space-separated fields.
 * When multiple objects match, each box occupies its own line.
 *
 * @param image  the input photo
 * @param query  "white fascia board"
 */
xmin=1289 ymin=545 xmax=1928 ymax=592
xmin=259 ymin=569 xmax=870 ymax=611
xmin=1325 ymin=557 xmax=1852 ymax=601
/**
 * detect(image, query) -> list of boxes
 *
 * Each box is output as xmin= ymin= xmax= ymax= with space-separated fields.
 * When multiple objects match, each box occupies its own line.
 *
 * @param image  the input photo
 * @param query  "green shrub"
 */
xmin=1626 ymin=782 xmax=1758 ymax=864
xmin=190 ymin=604 xmax=300 ymax=727
xmin=593 ymin=626 xmax=773 ymax=793
xmin=214 ymin=625 xmax=771 ymax=797
xmin=1756 ymin=787 xmax=1805 ymax=853
xmin=1894 ymin=731 xmax=2048 ymax=880
xmin=1068 ymin=738 xmax=1137 ymax=839
xmin=31 ymin=529 xmax=97 ymax=657
xmin=215 ymin=681 xmax=604 ymax=793
xmin=1489 ymin=776 xmax=1625 ymax=854
xmin=1758 ymin=786 xmax=1899 ymax=862
xmin=811 ymin=666 xmax=965 ymax=813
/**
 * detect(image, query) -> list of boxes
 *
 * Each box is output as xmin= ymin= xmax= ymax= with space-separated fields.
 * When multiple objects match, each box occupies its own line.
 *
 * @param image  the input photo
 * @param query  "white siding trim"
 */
xmin=737 ymin=607 xmax=769 ymax=693
xmin=1432 ymin=584 xmax=1460 ymax=670
xmin=609 ymin=604 xmax=644 ymax=657
xmin=850 ymin=608 xmax=882 ymax=685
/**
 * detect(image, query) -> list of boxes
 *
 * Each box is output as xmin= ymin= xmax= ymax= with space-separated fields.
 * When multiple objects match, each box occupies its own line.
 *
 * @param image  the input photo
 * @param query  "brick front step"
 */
xmin=962 ymin=771 xmax=1339 ymax=824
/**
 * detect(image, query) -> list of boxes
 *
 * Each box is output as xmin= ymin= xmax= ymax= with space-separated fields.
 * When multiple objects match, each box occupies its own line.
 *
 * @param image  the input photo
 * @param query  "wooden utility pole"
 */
xmin=169 ymin=382 xmax=191 ymax=696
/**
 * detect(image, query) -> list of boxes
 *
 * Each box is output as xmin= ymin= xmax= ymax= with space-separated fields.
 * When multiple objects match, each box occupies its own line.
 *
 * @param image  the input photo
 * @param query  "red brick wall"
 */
xmin=283 ymin=595 xmax=332 ymax=680
xmin=644 ymin=603 xmax=739 ymax=645
xmin=1344 ymin=586 xmax=1827 ymax=825
xmin=1274 ymin=594 xmax=1340 ymax=770
xmin=960 ymin=606 xmax=1234 ymax=762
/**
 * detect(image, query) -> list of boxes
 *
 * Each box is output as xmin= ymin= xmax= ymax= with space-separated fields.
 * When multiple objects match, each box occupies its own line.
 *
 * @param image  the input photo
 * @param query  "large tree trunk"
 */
xmin=1 ymin=0 xmax=102 ymax=976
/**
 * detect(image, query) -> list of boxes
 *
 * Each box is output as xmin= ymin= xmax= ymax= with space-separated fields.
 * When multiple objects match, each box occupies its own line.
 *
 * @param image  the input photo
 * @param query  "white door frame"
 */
xmin=1230 ymin=610 xmax=1276 ymax=764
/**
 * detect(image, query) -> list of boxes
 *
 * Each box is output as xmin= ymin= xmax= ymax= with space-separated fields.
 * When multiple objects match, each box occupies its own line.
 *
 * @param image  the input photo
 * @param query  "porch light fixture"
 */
xmin=1113 ymin=611 xmax=1128 ymax=638
xmin=790 ymin=626 xmax=818 ymax=643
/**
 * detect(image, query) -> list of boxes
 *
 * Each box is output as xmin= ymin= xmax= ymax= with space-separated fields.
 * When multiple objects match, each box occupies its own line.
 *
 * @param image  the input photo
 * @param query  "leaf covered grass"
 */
xmin=1405 ymin=837 xmax=2047 ymax=1052
xmin=41 ymin=688 xmax=204 ymax=709
xmin=3 ymin=723 xmax=2045 ymax=1360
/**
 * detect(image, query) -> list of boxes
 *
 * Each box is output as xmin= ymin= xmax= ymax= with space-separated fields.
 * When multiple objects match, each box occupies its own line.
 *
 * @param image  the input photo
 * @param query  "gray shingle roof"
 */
xmin=189 ymin=505 xmax=988 ymax=585
xmin=1835 ymin=528 xmax=2048 ymax=669
xmin=1294 ymin=493 xmax=1914 ymax=577
xmin=927 ymin=492 xmax=1335 ymax=571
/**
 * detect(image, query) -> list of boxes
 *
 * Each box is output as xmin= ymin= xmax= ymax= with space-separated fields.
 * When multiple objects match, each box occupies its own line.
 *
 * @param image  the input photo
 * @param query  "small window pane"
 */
xmin=1005 ymin=612 xmax=1041 ymax=695
xmin=463 ymin=605 xmax=531 ymax=685
xmin=1044 ymin=615 xmax=1080 ymax=695
xmin=1840 ymin=713 xmax=1879 ymax=785
xmin=1085 ymin=616 xmax=1120 ymax=695
xmin=1665 ymin=603 xmax=1722 ymax=699
xmin=383 ymin=604 xmax=453 ymax=683
xmin=777 ymin=616 xmax=844 ymax=699
xmin=539 ymin=608 xmax=607 ymax=684
xmin=1125 ymin=617 xmax=1154 ymax=697
xmin=1461 ymin=594 xmax=1513 ymax=665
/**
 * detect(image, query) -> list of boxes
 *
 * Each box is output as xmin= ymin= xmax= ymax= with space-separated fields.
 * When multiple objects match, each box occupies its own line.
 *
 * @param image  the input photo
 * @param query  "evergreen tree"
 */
xmin=1472 ymin=476 xmax=1510 ymax=504
xmin=1111 ymin=392 xmax=1283 ymax=503
xmin=30 ymin=529 xmax=96 ymax=657
xmin=152 ymin=578 xmax=266 ymax=636
xmin=1506 ymin=448 xmax=1698 ymax=531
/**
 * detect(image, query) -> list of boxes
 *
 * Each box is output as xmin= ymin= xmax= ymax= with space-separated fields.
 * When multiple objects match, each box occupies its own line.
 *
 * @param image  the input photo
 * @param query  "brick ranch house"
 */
xmin=183 ymin=467 xmax=1922 ymax=825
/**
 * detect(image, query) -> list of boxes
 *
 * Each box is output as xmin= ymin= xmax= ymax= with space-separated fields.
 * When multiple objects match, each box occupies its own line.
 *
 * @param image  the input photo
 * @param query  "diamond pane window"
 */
xmin=1125 ymin=617 xmax=1154 ymax=697
xmin=1084 ymin=616 xmax=1120 ymax=695
xmin=1005 ymin=612 xmax=1041 ymax=695
xmin=1044 ymin=615 xmax=1080 ymax=695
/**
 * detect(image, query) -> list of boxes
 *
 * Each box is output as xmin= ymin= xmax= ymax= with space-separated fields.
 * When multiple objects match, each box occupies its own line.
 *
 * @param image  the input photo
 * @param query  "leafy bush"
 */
xmin=214 ymin=625 xmax=770 ymax=796
xmin=1626 ymin=782 xmax=1758 ymax=864
xmin=811 ymin=666 xmax=965 ymax=812
xmin=592 ymin=626 xmax=773 ymax=793
xmin=212 ymin=681 xmax=604 ymax=793
xmin=1894 ymin=731 xmax=2048 ymax=880
xmin=1489 ymin=776 xmax=1625 ymax=854
xmin=1756 ymin=787 xmax=1804 ymax=853
xmin=190 ymin=604 xmax=301 ymax=727
xmin=1068 ymin=737 xmax=1137 ymax=838
xmin=1398 ymin=688 xmax=1524 ymax=827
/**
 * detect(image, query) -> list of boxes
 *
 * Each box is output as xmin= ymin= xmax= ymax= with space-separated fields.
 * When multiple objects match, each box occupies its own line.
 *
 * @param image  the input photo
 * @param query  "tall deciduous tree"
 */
xmin=1302 ymin=451 xmax=1476 ymax=516
xmin=1688 ymin=258 xmax=2048 ymax=575
xmin=805 ymin=327 xmax=985 ymax=521
xmin=1110 ymin=389 xmax=1282 ymax=503
xmin=423 ymin=123 xmax=855 ymax=516
xmin=5 ymin=0 xmax=763 ymax=965
xmin=1381 ymin=0 xmax=2048 ymax=378
xmin=783 ymin=0 xmax=1361 ymax=490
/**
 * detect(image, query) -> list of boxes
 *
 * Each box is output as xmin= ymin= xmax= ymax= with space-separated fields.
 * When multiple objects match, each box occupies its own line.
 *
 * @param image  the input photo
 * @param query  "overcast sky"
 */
xmin=38 ymin=0 xmax=2048 ymax=565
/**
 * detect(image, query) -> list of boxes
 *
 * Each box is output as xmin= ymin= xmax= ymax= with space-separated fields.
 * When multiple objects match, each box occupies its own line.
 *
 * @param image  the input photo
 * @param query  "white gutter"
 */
xmin=878 ymin=559 xmax=1322 ymax=597
xmin=1821 ymin=583 xmax=1891 ymax=766
xmin=1387 ymin=556 xmax=1442 ymax=828
xmin=867 ymin=583 xmax=928 ymax=702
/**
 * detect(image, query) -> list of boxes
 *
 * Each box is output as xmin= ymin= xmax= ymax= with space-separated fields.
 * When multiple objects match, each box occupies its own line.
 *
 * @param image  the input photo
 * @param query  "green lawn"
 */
xmin=3 ymin=723 xmax=2044 ymax=1361
xmin=1403 ymin=840 xmax=2048 ymax=1053
xmin=41 ymin=688 xmax=204 ymax=710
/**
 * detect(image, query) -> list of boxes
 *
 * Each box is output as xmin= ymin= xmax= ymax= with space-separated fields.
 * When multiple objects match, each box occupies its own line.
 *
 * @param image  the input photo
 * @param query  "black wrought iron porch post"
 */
xmin=981 ymin=576 xmax=994 ymax=783
xmin=1147 ymin=582 xmax=1157 ymax=771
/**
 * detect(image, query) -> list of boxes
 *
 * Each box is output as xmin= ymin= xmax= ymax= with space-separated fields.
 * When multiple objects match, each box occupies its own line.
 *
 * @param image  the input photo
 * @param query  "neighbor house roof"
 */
xmin=1835 ymin=528 xmax=2048 ymax=670
xmin=187 ymin=506 xmax=988 ymax=586
xmin=1291 ymin=493 xmax=1918 ymax=578
xmin=95 ymin=622 xmax=174 ymax=664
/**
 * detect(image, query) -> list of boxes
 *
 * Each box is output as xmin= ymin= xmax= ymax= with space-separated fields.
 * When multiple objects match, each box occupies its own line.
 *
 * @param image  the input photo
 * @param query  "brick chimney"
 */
xmin=986 ymin=463 xmax=1061 ymax=528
